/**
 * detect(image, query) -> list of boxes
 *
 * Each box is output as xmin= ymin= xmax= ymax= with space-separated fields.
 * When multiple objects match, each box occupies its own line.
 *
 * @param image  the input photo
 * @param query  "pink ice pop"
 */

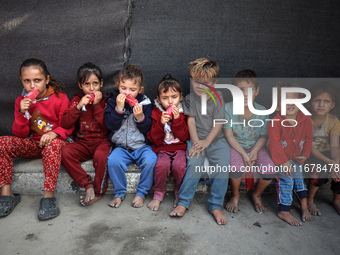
xmin=88 ymin=93 xmax=96 ymax=104
xmin=165 ymin=105 xmax=175 ymax=117
xmin=25 ymin=88 xmax=39 ymax=101
xmin=24 ymin=88 xmax=39 ymax=119
xmin=125 ymin=94 xmax=138 ymax=106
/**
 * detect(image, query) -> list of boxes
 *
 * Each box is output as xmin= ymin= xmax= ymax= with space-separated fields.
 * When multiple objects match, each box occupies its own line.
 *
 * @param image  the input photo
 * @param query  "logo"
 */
xmin=196 ymin=81 xmax=223 ymax=106
xmin=200 ymin=84 xmax=311 ymax=116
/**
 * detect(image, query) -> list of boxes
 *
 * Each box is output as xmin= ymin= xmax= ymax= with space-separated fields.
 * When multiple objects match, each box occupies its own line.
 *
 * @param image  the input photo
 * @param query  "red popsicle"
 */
xmin=125 ymin=94 xmax=138 ymax=106
xmin=165 ymin=104 xmax=175 ymax=117
xmin=88 ymin=93 xmax=96 ymax=104
xmin=25 ymin=88 xmax=39 ymax=101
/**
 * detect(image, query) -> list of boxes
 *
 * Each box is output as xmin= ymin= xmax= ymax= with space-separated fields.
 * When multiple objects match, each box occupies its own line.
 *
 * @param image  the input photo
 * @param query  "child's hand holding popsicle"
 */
xmin=21 ymin=88 xmax=39 ymax=119
xmin=78 ymin=93 xmax=98 ymax=111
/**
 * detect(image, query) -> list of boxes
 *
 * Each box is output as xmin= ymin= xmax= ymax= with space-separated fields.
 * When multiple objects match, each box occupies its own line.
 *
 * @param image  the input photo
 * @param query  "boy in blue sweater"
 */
xmin=104 ymin=64 xmax=157 ymax=208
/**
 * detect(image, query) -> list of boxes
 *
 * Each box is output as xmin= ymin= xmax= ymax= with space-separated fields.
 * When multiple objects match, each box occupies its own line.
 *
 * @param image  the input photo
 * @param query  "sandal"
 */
xmin=0 ymin=194 xmax=21 ymax=217
xmin=38 ymin=197 xmax=60 ymax=221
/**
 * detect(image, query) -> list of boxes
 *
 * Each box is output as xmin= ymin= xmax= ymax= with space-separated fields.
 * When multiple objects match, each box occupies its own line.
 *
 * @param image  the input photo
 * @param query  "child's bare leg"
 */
xmin=43 ymin=190 xmax=55 ymax=198
xmin=225 ymin=178 xmax=241 ymax=213
xmin=0 ymin=185 xmax=14 ymax=197
xmin=132 ymin=195 xmax=144 ymax=208
xmin=252 ymin=178 xmax=272 ymax=213
xmin=173 ymin=197 xmax=179 ymax=208
xmin=278 ymin=211 xmax=302 ymax=226
xmin=333 ymin=193 xmax=340 ymax=215
xmin=148 ymin=199 xmax=161 ymax=211
xmin=300 ymin=198 xmax=314 ymax=222
xmin=210 ymin=209 xmax=227 ymax=225
xmin=170 ymin=205 xmax=186 ymax=217
xmin=108 ymin=197 xmax=122 ymax=208
xmin=307 ymin=182 xmax=321 ymax=216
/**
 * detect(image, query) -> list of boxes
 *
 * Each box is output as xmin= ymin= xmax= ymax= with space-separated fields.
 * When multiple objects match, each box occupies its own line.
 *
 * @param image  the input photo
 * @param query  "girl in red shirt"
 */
xmin=0 ymin=58 xmax=73 ymax=220
xmin=61 ymin=62 xmax=111 ymax=206
xmin=147 ymin=74 xmax=189 ymax=211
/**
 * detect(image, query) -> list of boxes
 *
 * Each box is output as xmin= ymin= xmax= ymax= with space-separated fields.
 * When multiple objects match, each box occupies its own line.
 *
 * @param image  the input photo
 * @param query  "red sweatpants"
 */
xmin=61 ymin=140 xmax=112 ymax=197
xmin=0 ymin=136 xmax=68 ymax=191
xmin=153 ymin=150 xmax=186 ymax=201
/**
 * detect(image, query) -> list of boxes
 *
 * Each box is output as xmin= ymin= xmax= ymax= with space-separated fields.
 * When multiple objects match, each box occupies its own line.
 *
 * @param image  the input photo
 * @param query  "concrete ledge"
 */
xmin=11 ymin=158 xmax=208 ymax=195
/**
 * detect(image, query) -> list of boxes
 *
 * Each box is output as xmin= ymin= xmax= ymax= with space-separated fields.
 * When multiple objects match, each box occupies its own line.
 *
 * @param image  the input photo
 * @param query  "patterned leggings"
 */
xmin=0 ymin=136 xmax=68 ymax=191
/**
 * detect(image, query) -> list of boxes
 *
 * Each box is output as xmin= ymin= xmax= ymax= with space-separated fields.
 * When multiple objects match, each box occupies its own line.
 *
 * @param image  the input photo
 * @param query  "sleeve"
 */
xmin=267 ymin=119 xmax=289 ymax=165
xmin=224 ymin=103 xmax=233 ymax=129
xmin=12 ymin=96 xmax=30 ymax=138
xmin=301 ymin=117 xmax=313 ymax=158
xmin=104 ymin=96 xmax=125 ymax=131
xmin=52 ymin=94 xmax=74 ymax=140
xmin=183 ymin=94 xmax=193 ymax=116
xmin=136 ymin=100 xmax=153 ymax=135
xmin=61 ymin=96 xmax=81 ymax=129
xmin=147 ymin=108 xmax=166 ymax=146
xmin=330 ymin=117 xmax=340 ymax=136
xmin=172 ymin=113 xmax=190 ymax=142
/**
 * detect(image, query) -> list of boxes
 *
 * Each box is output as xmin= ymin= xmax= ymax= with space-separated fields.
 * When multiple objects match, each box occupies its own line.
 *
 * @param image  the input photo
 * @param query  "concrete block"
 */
xmin=11 ymin=158 xmax=208 ymax=195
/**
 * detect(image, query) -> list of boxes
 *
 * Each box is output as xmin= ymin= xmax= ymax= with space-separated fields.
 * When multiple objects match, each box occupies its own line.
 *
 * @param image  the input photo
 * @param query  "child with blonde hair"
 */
xmin=170 ymin=58 xmax=230 ymax=225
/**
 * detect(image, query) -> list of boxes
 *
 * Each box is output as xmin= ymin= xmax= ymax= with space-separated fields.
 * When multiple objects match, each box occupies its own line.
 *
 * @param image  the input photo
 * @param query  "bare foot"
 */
xmin=80 ymin=196 xmax=102 ymax=206
xmin=108 ymin=197 xmax=122 ymax=208
xmin=252 ymin=194 xmax=267 ymax=213
xmin=301 ymin=208 xmax=314 ymax=222
xmin=278 ymin=211 xmax=302 ymax=226
xmin=225 ymin=196 xmax=239 ymax=213
xmin=334 ymin=194 xmax=340 ymax=215
xmin=148 ymin=199 xmax=160 ymax=211
xmin=80 ymin=187 xmax=95 ymax=204
xmin=173 ymin=197 xmax=179 ymax=208
xmin=307 ymin=199 xmax=322 ymax=216
xmin=132 ymin=195 xmax=144 ymax=208
xmin=210 ymin=209 xmax=227 ymax=225
xmin=170 ymin=205 xmax=186 ymax=217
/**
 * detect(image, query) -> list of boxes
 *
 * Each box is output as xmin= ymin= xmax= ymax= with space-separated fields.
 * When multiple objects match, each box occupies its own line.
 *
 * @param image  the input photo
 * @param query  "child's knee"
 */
xmin=107 ymin=155 xmax=119 ymax=168
xmin=172 ymin=161 xmax=186 ymax=172
xmin=61 ymin=145 xmax=71 ymax=159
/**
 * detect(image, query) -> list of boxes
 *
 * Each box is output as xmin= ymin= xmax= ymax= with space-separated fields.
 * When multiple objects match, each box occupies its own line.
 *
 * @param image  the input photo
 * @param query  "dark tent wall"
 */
xmin=129 ymin=0 xmax=340 ymax=99
xmin=0 ymin=0 xmax=128 ymax=135
xmin=1 ymin=0 xmax=340 ymax=135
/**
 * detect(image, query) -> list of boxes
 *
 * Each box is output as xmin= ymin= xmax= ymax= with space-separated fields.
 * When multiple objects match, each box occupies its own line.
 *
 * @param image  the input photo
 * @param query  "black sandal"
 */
xmin=0 ymin=194 xmax=21 ymax=217
xmin=38 ymin=197 xmax=60 ymax=221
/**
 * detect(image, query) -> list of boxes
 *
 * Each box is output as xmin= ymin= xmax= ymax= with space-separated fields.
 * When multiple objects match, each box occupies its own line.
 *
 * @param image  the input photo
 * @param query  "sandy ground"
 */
xmin=0 ymin=187 xmax=339 ymax=255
